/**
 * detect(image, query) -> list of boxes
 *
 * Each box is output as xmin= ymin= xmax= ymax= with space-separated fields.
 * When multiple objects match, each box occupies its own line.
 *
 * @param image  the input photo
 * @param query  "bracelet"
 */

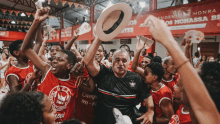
xmin=43 ymin=44 xmax=47 ymax=46
xmin=177 ymin=59 xmax=189 ymax=70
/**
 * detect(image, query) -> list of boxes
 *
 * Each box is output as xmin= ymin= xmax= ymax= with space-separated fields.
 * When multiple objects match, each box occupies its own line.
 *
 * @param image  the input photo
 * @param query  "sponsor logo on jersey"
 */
xmin=49 ymin=85 xmax=72 ymax=111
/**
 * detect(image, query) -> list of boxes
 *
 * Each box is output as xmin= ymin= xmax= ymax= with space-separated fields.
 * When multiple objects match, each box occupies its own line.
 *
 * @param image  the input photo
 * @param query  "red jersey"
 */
xmin=169 ymin=104 xmax=191 ymax=124
xmin=75 ymin=68 xmax=97 ymax=124
xmin=5 ymin=61 xmax=34 ymax=89
xmin=37 ymin=68 xmax=78 ymax=123
xmin=161 ymin=74 xmax=179 ymax=93
xmin=150 ymin=83 xmax=173 ymax=117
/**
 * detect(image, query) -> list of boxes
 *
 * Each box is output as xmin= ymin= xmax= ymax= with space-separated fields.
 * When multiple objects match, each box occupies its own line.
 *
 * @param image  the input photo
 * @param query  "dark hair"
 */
xmin=200 ymin=55 xmax=207 ymax=62
xmin=152 ymin=56 xmax=162 ymax=63
xmin=9 ymin=40 xmax=23 ymax=57
xmin=62 ymin=119 xmax=82 ymax=124
xmin=145 ymin=62 xmax=165 ymax=82
xmin=61 ymin=49 xmax=77 ymax=66
xmin=199 ymin=62 xmax=220 ymax=112
xmin=147 ymin=53 xmax=154 ymax=59
xmin=120 ymin=44 xmax=130 ymax=52
xmin=51 ymin=44 xmax=64 ymax=50
xmin=100 ymin=44 xmax=105 ymax=51
xmin=2 ymin=52 xmax=9 ymax=59
xmin=163 ymin=57 xmax=171 ymax=64
xmin=143 ymin=56 xmax=152 ymax=63
xmin=194 ymin=52 xmax=199 ymax=57
xmin=0 ymin=91 xmax=45 ymax=124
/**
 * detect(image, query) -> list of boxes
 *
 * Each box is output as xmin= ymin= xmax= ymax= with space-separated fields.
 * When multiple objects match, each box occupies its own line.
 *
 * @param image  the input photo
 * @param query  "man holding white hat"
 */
xmin=84 ymin=3 xmax=154 ymax=124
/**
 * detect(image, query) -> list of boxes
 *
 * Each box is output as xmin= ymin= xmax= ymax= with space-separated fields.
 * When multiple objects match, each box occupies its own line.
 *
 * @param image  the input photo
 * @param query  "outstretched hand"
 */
xmin=74 ymin=28 xmax=80 ymax=37
xmin=144 ymin=15 xmax=175 ymax=47
xmin=35 ymin=7 xmax=50 ymax=22
xmin=137 ymin=111 xmax=154 ymax=124
xmin=136 ymin=38 xmax=145 ymax=51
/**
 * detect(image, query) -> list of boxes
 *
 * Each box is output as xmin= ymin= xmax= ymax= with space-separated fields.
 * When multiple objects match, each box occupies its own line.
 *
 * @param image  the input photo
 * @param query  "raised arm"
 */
xmin=184 ymin=39 xmax=193 ymax=65
xmin=65 ymin=28 xmax=79 ymax=50
xmin=38 ymin=36 xmax=49 ymax=62
xmin=145 ymin=15 xmax=220 ymax=124
xmin=131 ymin=39 xmax=145 ymax=77
xmin=83 ymin=37 xmax=101 ymax=77
xmin=33 ymin=25 xmax=42 ymax=54
xmin=79 ymin=77 xmax=95 ymax=94
xmin=71 ymin=43 xmax=81 ymax=57
xmin=21 ymin=7 xmax=50 ymax=74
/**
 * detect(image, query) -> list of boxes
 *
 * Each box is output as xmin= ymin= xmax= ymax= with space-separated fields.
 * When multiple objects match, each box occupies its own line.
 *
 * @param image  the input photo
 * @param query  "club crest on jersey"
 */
xmin=49 ymin=85 xmax=72 ymax=111
xmin=129 ymin=80 xmax=136 ymax=87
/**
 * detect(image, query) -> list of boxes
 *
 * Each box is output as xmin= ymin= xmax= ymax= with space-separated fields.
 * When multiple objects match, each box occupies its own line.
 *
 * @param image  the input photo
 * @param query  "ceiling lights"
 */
xmin=21 ymin=13 xmax=26 ymax=17
xmin=38 ymin=0 xmax=45 ymax=2
xmin=85 ymin=9 xmax=88 ymax=14
xmin=11 ymin=21 xmax=16 ymax=24
xmin=107 ymin=1 xmax=113 ymax=7
xmin=139 ymin=1 xmax=145 ymax=8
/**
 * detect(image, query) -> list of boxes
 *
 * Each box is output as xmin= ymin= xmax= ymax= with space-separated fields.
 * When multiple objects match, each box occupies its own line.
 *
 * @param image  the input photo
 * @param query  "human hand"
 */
xmin=35 ymin=7 xmax=50 ymax=22
xmin=137 ymin=111 xmax=154 ymax=124
xmin=73 ymin=28 xmax=80 ymax=37
xmin=32 ymin=67 xmax=42 ymax=79
xmin=136 ymin=37 xmax=145 ymax=51
xmin=144 ymin=15 xmax=175 ymax=47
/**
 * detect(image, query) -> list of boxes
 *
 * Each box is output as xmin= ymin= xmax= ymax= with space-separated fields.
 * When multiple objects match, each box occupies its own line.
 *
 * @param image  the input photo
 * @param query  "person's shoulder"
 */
xmin=127 ymin=71 xmax=141 ymax=77
xmin=6 ymin=66 xmax=16 ymax=73
xmin=160 ymin=84 xmax=172 ymax=96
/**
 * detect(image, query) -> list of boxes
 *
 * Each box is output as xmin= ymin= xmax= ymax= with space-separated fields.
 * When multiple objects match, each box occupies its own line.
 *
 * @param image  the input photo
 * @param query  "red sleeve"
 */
xmin=83 ymin=68 xmax=89 ymax=78
xmin=128 ymin=61 xmax=134 ymax=72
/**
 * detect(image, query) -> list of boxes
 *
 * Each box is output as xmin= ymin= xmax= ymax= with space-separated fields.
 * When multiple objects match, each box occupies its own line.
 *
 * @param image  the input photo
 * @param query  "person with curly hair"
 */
xmin=132 ymin=39 xmax=174 ymax=124
xmin=0 ymin=91 xmax=56 ymax=124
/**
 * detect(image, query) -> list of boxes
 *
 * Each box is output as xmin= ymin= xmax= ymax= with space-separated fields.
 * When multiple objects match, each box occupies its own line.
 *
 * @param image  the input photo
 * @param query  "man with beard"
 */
xmin=21 ymin=7 xmax=79 ymax=123
xmin=162 ymin=57 xmax=179 ymax=93
xmin=84 ymin=37 xmax=154 ymax=124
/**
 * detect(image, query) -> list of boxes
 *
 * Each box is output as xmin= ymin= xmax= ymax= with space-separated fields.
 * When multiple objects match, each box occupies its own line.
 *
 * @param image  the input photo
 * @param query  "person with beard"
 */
xmin=145 ymin=15 xmax=219 ymax=124
xmin=84 ymin=36 xmax=154 ymax=124
xmin=5 ymin=24 xmax=42 ymax=93
xmin=161 ymin=57 xmax=179 ymax=93
xmin=21 ymin=7 xmax=79 ymax=123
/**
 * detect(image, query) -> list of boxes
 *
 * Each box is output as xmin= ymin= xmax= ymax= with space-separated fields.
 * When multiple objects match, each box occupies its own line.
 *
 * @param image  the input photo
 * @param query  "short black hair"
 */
xmin=62 ymin=119 xmax=82 ymax=124
xmin=147 ymin=53 xmax=154 ymax=59
xmin=0 ymin=91 xmax=45 ymax=124
xmin=120 ymin=44 xmax=130 ymax=52
xmin=152 ymin=56 xmax=162 ymax=63
xmin=143 ymin=56 xmax=152 ymax=63
xmin=9 ymin=40 xmax=23 ymax=57
xmin=51 ymin=44 xmax=64 ymax=50
xmin=61 ymin=49 xmax=77 ymax=66
xmin=194 ymin=52 xmax=199 ymax=57
xmin=145 ymin=62 xmax=165 ymax=82
xmin=199 ymin=62 xmax=220 ymax=112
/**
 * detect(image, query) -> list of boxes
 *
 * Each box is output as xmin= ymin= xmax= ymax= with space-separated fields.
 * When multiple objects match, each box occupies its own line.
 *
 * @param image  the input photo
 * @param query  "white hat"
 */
xmin=96 ymin=3 xmax=132 ymax=41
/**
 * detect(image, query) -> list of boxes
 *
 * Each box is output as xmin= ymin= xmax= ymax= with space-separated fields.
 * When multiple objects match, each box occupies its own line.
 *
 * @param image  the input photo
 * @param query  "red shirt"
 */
xmin=75 ymin=68 xmax=97 ymax=124
xmin=169 ymin=104 xmax=191 ymax=124
xmin=37 ymin=68 xmax=78 ymax=123
xmin=161 ymin=74 xmax=179 ymax=93
xmin=5 ymin=61 xmax=34 ymax=89
xmin=150 ymin=83 xmax=173 ymax=117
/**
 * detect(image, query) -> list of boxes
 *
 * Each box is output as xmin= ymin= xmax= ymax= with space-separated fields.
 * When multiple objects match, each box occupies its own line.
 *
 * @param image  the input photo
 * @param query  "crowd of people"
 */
xmin=0 ymin=6 xmax=219 ymax=124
